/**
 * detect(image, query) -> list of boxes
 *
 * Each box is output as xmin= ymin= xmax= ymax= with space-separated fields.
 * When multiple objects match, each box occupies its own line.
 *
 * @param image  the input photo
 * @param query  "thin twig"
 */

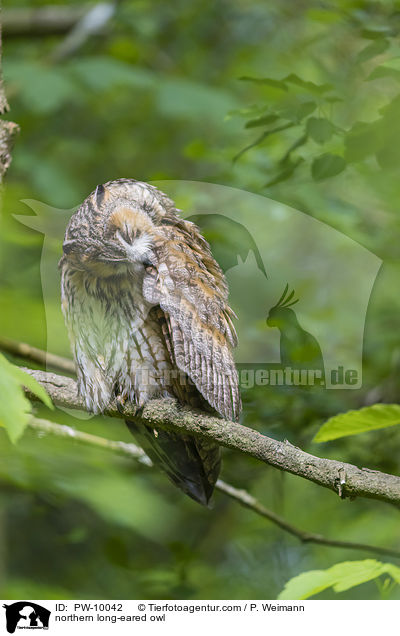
xmin=216 ymin=481 xmax=400 ymax=558
xmin=21 ymin=366 xmax=400 ymax=507
xmin=29 ymin=416 xmax=151 ymax=466
xmin=0 ymin=337 xmax=75 ymax=375
xmin=27 ymin=416 xmax=400 ymax=560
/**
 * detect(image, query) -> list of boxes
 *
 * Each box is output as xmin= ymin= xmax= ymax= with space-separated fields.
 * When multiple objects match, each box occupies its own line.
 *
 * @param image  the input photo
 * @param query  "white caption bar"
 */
xmin=0 ymin=599 xmax=398 ymax=635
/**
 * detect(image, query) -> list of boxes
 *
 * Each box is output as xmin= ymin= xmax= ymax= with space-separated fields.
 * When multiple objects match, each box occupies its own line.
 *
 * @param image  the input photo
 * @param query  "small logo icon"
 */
xmin=2 ymin=602 xmax=51 ymax=633
xmin=267 ymin=284 xmax=325 ymax=378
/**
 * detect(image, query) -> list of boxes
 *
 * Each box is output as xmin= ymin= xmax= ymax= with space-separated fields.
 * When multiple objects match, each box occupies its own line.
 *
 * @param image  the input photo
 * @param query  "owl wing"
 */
xmin=143 ymin=217 xmax=241 ymax=421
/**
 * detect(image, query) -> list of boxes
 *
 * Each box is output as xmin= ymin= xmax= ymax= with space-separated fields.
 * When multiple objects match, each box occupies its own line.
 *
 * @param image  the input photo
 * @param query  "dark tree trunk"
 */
xmin=0 ymin=22 xmax=18 ymax=183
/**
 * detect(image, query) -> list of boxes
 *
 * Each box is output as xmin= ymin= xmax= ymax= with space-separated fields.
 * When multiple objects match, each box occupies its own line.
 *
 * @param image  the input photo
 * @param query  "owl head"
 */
xmin=61 ymin=179 xmax=179 ymax=274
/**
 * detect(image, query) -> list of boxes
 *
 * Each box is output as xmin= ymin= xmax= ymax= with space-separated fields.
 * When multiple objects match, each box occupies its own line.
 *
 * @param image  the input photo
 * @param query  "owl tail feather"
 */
xmin=126 ymin=420 xmax=221 ymax=505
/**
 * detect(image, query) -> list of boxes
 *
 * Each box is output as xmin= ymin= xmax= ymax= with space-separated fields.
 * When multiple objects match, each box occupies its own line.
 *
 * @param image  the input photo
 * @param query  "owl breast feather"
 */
xmin=61 ymin=265 xmax=175 ymax=413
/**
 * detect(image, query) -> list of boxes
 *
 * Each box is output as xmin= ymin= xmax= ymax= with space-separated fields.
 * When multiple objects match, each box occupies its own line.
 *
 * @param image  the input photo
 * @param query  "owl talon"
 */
xmin=116 ymin=395 xmax=127 ymax=414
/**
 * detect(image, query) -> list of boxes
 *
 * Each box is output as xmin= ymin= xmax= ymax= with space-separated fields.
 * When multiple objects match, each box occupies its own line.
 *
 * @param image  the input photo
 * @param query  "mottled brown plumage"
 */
xmin=60 ymin=179 xmax=241 ymax=504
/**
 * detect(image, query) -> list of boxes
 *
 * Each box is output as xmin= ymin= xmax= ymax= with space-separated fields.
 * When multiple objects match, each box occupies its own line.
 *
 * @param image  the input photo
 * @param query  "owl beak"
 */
xmin=115 ymin=230 xmax=154 ymax=265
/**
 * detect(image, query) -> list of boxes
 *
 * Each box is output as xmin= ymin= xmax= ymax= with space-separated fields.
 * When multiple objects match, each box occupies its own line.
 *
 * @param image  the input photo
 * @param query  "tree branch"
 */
xmin=27 ymin=416 xmax=400 ymax=560
xmin=2 ymin=339 xmax=399 ymax=552
xmin=2 ymin=6 xmax=91 ymax=37
xmin=21 ymin=367 xmax=400 ymax=507
xmin=0 ymin=337 xmax=75 ymax=375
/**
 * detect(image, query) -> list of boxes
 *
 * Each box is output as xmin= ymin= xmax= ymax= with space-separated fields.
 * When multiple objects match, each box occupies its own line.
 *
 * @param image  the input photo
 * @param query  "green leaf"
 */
xmin=0 ymin=354 xmax=52 ymax=444
xmin=239 ymin=73 xmax=331 ymax=96
xmin=356 ymin=39 xmax=389 ymax=64
xmin=311 ymin=153 xmax=346 ymax=180
xmin=9 ymin=366 xmax=53 ymax=411
xmin=278 ymin=570 xmax=333 ymax=600
xmin=306 ymin=117 xmax=335 ymax=143
xmin=329 ymin=561 xmax=386 ymax=593
xmin=369 ymin=66 xmax=400 ymax=82
xmin=361 ymin=27 xmax=393 ymax=40
xmin=0 ymin=358 xmax=31 ymax=444
xmin=280 ymin=101 xmax=316 ymax=123
xmin=384 ymin=564 xmax=400 ymax=585
xmin=279 ymin=560 xmax=398 ymax=600
xmin=295 ymin=101 xmax=317 ymax=121
xmin=313 ymin=403 xmax=400 ymax=442
xmin=245 ymin=114 xmax=280 ymax=128
xmin=283 ymin=73 xmax=333 ymax=94
xmin=368 ymin=57 xmax=400 ymax=82
xmin=239 ymin=76 xmax=288 ymax=91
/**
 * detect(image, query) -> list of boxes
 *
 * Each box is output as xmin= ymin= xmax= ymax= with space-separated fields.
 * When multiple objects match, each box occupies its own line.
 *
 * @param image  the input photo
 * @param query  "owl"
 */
xmin=60 ymin=179 xmax=241 ymax=504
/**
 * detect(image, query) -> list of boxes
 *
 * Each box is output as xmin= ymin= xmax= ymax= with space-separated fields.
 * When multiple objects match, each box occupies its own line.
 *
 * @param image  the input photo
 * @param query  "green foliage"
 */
xmin=314 ymin=404 xmax=400 ymax=442
xmin=235 ymin=71 xmax=342 ymax=182
xmin=311 ymin=154 xmax=346 ymax=181
xmin=245 ymin=114 xmax=280 ymax=129
xmin=306 ymin=118 xmax=335 ymax=144
xmin=232 ymin=8 xmax=400 ymax=187
xmin=278 ymin=560 xmax=400 ymax=600
xmin=0 ymin=354 xmax=52 ymax=443
xmin=356 ymin=39 xmax=389 ymax=64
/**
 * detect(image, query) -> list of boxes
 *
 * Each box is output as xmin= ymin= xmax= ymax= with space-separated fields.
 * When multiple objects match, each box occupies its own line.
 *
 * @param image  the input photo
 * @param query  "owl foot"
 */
xmin=115 ymin=394 xmax=142 ymax=418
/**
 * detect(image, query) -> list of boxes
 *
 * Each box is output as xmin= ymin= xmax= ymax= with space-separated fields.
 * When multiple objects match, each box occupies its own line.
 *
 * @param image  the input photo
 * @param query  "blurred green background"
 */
xmin=1 ymin=0 xmax=400 ymax=600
